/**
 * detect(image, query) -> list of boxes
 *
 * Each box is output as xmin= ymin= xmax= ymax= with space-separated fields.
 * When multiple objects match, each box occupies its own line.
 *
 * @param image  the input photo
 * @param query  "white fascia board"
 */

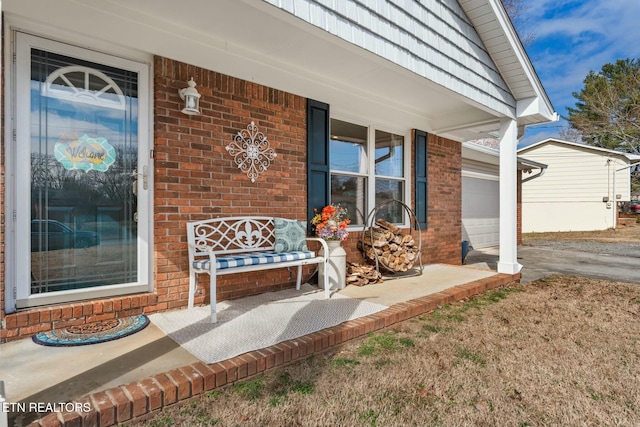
xmin=519 ymin=138 xmax=636 ymax=162
xmin=516 ymin=96 xmax=559 ymax=124
xmin=462 ymin=142 xmax=499 ymax=165
xmin=462 ymin=141 xmax=547 ymax=171
xmin=517 ymin=138 xmax=558 ymax=153
xmin=485 ymin=0 xmax=557 ymax=124
xmin=626 ymin=154 xmax=640 ymax=163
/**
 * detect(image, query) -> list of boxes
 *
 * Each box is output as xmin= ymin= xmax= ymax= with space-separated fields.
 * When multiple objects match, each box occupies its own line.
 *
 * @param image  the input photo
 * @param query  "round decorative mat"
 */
xmin=32 ymin=315 xmax=149 ymax=347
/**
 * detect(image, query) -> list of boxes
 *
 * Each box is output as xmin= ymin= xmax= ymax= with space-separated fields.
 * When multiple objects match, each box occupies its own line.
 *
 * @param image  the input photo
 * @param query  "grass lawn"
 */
xmin=127 ymin=273 xmax=640 ymax=426
xmin=523 ymin=223 xmax=640 ymax=243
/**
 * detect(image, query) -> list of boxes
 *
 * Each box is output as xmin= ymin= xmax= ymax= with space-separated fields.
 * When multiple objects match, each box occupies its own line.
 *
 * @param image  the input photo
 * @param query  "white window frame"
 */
xmin=330 ymin=114 xmax=411 ymax=228
xmin=4 ymin=27 xmax=154 ymax=313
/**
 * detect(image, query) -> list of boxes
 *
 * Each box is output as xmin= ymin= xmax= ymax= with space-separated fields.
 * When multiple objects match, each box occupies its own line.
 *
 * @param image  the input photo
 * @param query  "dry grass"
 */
xmin=128 ymin=276 xmax=640 ymax=427
xmin=523 ymin=223 xmax=640 ymax=243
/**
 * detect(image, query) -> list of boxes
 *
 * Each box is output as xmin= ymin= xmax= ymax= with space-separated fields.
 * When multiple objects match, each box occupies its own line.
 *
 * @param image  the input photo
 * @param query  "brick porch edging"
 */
xmin=24 ymin=272 xmax=520 ymax=427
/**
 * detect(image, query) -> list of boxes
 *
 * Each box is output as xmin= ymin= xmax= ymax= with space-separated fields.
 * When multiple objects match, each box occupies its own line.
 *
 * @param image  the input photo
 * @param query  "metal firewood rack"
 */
xmin=360 ymin=199 xmax=423 ymax=278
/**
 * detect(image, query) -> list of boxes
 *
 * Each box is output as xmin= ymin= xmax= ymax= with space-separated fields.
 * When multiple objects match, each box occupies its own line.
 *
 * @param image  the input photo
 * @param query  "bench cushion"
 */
xmin=274 ymin=218 xmax=308 ymax=252
xmin=193 ymin=251 xmax=316 ymax=271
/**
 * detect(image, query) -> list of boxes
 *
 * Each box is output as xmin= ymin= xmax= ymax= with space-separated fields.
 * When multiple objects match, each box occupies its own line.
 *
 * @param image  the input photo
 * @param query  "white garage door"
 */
xmin=462 ymin=175 xmax=500 ymax=249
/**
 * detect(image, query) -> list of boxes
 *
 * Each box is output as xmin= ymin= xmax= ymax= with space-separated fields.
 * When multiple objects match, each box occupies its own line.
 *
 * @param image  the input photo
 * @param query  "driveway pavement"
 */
xmin=465 ymin=243 xmax=640 ymax=285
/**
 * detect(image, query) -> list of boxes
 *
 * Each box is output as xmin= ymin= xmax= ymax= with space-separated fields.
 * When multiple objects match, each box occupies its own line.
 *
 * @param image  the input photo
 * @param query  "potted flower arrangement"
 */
xmin=310 ymin=204 xmax=350 ymax=241
xmin=311 ymin=204 xmax=350 ymax=290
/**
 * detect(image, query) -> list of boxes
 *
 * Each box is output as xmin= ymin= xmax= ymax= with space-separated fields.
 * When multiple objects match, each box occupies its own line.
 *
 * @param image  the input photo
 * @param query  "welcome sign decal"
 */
xmin=54 ymin=134 xmax=116 ymax=172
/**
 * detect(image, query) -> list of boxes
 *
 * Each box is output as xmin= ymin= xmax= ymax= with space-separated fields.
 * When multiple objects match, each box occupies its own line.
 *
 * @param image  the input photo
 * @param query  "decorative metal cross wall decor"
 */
xmin=225 ymin=121 xmax=277 ymax=183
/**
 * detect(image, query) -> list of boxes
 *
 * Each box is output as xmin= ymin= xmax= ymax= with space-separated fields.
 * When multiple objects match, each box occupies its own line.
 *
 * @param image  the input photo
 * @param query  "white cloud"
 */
xmin=518 ymin=0 xmax=640 ymax=143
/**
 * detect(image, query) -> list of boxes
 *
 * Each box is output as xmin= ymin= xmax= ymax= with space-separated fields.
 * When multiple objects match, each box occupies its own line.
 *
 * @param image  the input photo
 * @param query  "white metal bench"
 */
xmin=186 ymin=216 xmax=329 ymax=322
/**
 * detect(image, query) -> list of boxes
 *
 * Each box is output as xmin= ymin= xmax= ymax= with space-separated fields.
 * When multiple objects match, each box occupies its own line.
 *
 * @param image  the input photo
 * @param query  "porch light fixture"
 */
xmin=178 ymin=77 xmax=201 ymax=115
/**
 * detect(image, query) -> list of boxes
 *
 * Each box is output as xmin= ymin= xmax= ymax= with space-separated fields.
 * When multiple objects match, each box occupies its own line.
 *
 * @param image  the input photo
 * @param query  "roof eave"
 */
xmin=462 ymin=141 xmax=547 ymax=170
xmin=519 ymin=138 xmax=640 ymax=161
xmin=461 ymin=0 xmax=557 ymax=127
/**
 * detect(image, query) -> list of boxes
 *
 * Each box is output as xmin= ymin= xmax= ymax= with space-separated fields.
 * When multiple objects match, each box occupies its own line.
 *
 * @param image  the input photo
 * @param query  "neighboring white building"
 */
xmin=518 ymin=139 xmax=640 ymax=232
xmin=462 ymin=142 xmax=547 ymax=248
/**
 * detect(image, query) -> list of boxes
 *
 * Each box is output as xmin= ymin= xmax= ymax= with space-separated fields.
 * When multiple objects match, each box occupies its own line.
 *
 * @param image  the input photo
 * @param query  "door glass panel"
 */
xmin=29 ymin=49 xmax=138 ymax=294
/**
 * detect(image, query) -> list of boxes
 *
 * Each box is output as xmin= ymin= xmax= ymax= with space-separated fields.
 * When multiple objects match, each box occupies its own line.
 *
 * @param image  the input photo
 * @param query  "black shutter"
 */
xmin=414 ymin=130 xmax=428 ymax=229
xmin=307 ymin=99 xmax=330 ymax=233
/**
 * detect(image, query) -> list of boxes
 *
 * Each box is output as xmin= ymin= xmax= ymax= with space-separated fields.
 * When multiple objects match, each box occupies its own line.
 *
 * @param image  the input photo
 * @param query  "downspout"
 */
xmin=521 ymin=165 xmax=547 ymax=183
xmin=613 ymin=163 xmax=636 ymax=230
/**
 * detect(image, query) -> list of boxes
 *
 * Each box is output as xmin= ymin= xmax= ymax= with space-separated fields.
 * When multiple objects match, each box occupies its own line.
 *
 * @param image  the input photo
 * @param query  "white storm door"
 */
xmin=13 ymin=33 xmax=150 ymax=308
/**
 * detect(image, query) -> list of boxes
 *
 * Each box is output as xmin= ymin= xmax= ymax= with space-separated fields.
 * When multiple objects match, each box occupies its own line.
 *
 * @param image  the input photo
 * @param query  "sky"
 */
xmin=515 ymin=0 xmax=640 ymax=148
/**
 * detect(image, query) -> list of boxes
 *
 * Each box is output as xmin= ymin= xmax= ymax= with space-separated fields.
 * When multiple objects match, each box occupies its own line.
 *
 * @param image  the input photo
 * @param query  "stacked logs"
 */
xmin=346 ymin=263 xmax=383 ymax=286
xmin=359 ymin=218 xmax=418 ymax=273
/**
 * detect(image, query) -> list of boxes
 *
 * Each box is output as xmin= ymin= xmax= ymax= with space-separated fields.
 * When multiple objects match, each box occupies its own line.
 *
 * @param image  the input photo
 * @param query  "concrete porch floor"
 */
xmin=1 ymin=262 xmax=518 ymax=426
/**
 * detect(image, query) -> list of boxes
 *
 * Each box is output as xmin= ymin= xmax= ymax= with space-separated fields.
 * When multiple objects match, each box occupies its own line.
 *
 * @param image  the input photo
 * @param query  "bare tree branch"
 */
xmin=502 ymin=0 xmax=536 ymax=46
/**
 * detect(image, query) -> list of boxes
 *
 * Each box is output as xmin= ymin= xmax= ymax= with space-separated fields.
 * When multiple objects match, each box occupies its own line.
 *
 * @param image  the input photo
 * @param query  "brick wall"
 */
xmin=1 ymin=56 xmax=464 ymax=341
xmin=153 ymin=57 xmax=312 ymax=308
xmin=421 ymin=133 xmax=462 ymax=265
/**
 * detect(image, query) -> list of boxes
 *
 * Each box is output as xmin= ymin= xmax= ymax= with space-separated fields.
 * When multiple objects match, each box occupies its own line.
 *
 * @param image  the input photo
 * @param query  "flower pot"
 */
xmin=318 ymin=240 xmax=347 ymax=290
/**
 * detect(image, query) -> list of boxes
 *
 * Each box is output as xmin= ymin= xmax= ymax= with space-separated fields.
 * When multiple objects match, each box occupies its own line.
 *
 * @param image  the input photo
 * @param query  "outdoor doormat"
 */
xmin=32 ymin=315 xmax=149 ymax=347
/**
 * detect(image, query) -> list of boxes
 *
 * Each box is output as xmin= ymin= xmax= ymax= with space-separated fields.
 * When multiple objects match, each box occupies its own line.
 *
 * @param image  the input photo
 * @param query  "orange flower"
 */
xmin=311 ymin=204 xmax=350 ymax=241
xmin=321 ymin=205 xmax=335 ymax=219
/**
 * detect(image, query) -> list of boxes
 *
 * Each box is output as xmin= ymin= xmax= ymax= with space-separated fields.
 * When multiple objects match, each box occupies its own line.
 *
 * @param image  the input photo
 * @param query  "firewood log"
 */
xmin=346 ymin=263 xmax=383 ymax=286
xmin=360 ymin=222 xmax=419 ymax=273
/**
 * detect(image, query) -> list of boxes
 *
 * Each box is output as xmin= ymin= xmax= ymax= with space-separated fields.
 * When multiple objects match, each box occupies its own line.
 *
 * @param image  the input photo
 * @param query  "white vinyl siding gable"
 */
xmin=520 ymin=143 xmax=632 ymax=203
xmin=264 ymin=0 xmax=515 ymax=116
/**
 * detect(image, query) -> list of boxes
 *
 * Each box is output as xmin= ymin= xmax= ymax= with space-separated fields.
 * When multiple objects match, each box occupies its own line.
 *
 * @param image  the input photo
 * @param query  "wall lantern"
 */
xmin=178 ymin=77 xmax=201 ymax=115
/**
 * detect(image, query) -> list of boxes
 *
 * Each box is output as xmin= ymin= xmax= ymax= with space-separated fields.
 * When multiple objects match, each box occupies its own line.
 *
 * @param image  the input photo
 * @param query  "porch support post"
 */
xmin=497 ymin=118 xmax=521 ymax=275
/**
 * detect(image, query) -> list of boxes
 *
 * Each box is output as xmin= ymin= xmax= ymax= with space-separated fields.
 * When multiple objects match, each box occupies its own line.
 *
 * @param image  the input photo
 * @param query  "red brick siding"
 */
xmin=423 ymin=134 xmax=462 ymax=265
xmin=409 ymin=132 xmax=462 ymax=265
xmin=1 ymin=56 xmax=463 ymax=340
xmin=153 ymin=56 xmax=311 ymax=307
